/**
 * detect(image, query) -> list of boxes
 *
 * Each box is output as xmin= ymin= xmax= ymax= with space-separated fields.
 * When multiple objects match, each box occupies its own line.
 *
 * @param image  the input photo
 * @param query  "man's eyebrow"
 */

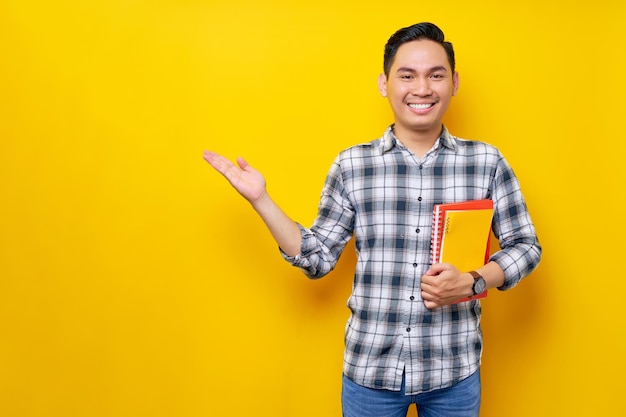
xmin=395 ymin=65 xmax=449 ymax=73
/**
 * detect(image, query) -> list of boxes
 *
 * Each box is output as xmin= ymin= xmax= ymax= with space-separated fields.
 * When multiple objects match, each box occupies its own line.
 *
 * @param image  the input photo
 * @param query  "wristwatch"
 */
xmin=469 ymin=270 xmax=486 ymax=295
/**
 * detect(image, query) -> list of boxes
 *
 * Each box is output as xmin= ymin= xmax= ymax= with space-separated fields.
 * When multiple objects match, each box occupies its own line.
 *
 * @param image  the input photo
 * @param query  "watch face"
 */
xmin=473 ymin=277 xmax=486 ymax=294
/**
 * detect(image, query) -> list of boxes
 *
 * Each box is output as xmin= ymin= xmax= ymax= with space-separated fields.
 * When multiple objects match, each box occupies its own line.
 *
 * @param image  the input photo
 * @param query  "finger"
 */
xmin=420 ymin=287 xmax=433 ymax=300
xmin=426 ymin=263 xmax=447 ymax=275
xmin=236 ymin=157 xmax=249 ymax=170
xmin=204 ymin=151 xmax=236 ymax=175
xmin=423 ymin=300 xmax=439 ymax=310
xmin=420 ymin=274 xmax=434 ymax=287
xmin=203 ymin=150 xmax=220 ymax=164
xmin=421 ymin=272 xmax=444 ymax=286
xmin=420 ymin=282 xmax=438 ymax=301
xmin=203 ymin=150 xmax=225 ymax=169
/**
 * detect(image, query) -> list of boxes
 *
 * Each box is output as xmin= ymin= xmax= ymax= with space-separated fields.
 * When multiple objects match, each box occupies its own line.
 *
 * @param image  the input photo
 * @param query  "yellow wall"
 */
xmin=1 ymin=1 xmax=624 ymax=416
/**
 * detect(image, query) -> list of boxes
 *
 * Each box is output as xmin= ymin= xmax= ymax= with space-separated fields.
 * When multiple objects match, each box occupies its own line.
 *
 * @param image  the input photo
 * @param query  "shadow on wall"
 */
xmin=479 ymin=258 xmax=553 ymax=411
xmin=281 ymin=239 xmax=357 ymax=317
xmin=206 ymin=196 xmax=355 ymax=315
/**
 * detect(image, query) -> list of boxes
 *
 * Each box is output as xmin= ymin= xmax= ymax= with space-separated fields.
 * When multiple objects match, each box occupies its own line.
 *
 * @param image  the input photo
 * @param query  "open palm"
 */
xmin=203 ymin=151 xmax=266 ymax=203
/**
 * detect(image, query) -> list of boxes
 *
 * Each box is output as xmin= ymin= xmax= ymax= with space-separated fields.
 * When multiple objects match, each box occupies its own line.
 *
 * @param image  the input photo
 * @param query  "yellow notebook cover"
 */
xmin=431 ymin=199 xmax=494 ymax=302
xmin=440 ymin=208 xmax=494 ymax=271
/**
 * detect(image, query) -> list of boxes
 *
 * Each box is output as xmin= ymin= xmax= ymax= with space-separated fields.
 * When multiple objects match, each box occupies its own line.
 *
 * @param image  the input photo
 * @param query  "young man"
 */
xmin=204 ymin=22 xmax=541 ymax=417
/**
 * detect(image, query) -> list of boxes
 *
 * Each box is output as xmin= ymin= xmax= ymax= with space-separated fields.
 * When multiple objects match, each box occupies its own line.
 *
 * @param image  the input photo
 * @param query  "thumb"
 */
xmin=426 ymin=263 xmax=446 ymax=276
xmin=236 ymin=157 xmax=252 ymax=171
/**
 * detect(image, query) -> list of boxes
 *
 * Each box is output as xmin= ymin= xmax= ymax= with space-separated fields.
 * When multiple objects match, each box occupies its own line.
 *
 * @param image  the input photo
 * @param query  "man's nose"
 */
xmin=411 ymin=78 xmax=432 ymax=96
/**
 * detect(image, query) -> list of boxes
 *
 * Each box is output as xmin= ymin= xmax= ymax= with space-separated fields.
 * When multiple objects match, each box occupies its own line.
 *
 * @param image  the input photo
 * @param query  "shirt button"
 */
xmin=406 ymin=327 xmax=411 ymax=332
xmin=412 ymin=263 xmax=418 ymax=268
xmin=410 ymin=296 xmax=415 ymax=301
xmin=418 ymin=196 xmax=422 ymax=201
xmin=415 ymin=228 xmax=420 ymax=233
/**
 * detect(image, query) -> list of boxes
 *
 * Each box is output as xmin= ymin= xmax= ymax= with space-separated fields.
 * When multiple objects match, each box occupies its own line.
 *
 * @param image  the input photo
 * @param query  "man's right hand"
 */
xmin=203 ymin=150 xmax=303 ymax=256
xmin=203 ymin=151 xmax=267 ymax=204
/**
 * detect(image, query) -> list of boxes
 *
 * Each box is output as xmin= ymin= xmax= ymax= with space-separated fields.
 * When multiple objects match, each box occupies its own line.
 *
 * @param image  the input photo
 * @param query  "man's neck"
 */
xmin=393 ymin=124 xmax=443 ymax=158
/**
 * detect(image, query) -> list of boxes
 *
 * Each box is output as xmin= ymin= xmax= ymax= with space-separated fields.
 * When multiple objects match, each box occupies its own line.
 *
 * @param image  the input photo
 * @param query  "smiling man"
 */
xmin=204 ymin=22 xmax=541 ymax=417
xmin=378 ymin=37 xmax=459 ymax=157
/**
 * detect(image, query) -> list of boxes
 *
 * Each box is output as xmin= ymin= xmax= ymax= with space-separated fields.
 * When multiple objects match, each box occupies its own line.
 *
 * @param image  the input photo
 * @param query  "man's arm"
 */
xmin=420 ymin=151 xmax=542 ymax=309
xmin=203 ymin=151 xmax=302 ymax=256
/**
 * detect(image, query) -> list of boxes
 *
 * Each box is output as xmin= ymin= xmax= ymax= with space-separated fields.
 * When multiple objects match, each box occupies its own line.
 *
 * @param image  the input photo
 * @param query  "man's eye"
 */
xmin=400 ymin=75 xmax=413 ymax=80
xmin=431 ymin=74 xmax=444 ymax=79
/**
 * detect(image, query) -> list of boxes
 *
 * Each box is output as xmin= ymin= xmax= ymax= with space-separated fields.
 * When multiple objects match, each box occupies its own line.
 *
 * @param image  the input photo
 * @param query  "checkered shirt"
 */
xmin=282 ymin=125 xmax=541 ymax=395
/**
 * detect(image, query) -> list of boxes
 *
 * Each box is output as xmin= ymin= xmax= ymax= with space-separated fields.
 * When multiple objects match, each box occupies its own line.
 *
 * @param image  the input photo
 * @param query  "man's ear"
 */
xmin=452 ymin=71 xmax=460 ymax=96
xmin=377 ymin=73 xmax=388 ymax=98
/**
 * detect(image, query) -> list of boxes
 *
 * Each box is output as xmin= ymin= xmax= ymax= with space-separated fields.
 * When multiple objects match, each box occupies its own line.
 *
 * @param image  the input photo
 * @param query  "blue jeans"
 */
xmin=341 ymin=371 xmax=481 ymax=417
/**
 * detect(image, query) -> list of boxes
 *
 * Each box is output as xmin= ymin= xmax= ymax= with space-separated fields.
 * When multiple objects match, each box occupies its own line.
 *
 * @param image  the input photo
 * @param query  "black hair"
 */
xmin=383 ymin=22 xmax=455 ymax=77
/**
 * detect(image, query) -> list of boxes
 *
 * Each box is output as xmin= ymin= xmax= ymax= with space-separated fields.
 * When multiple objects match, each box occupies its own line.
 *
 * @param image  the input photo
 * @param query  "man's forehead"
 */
xmin=392 ymin=40 xmax=450 ymax=70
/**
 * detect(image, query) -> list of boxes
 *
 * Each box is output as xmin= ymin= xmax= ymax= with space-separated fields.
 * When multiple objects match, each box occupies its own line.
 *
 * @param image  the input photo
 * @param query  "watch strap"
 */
xmin=468 ymin=270 xmax=484 ymax=296
xmin=468 ymin=270 xmax=482 ymax=280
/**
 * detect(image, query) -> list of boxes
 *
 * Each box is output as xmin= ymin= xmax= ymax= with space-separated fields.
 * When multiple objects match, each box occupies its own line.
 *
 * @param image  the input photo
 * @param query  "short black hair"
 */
xmin=383 ymin=22 xmax=455 ymax=77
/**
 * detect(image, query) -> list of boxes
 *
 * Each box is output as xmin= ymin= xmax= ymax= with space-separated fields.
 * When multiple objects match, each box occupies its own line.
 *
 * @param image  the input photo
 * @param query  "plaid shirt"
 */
xmin=283 ymin=125 xmax=541 ymax=395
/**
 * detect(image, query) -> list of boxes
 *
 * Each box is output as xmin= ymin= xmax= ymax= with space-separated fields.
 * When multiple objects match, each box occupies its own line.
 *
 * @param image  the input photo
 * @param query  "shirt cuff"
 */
xmin=489 ymin=251 xmax=524 ymax=291
xmin=279 ymin=223 xmax=319 ymax=269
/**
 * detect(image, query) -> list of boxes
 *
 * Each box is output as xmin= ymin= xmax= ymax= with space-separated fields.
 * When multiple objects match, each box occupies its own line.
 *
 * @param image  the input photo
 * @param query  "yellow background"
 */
xmin=1 ymin=0 xmax=624 ymax=416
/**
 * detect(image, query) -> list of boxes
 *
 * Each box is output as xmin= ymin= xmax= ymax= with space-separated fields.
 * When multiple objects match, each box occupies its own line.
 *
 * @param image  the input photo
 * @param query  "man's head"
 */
xmin=383 ymin=22 xmax=455 ymax=78
xmin=377 ymin=23 xmax=459 ymax=143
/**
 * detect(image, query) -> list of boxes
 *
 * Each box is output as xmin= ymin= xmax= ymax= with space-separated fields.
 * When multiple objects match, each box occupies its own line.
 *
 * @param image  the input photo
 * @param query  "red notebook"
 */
xmin=430 ymin=199 xmax=494 ymax=302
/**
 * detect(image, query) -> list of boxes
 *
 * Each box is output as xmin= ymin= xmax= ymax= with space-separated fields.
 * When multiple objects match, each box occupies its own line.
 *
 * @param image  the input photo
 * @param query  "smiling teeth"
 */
xmin=409 ymin=103 xmax=433 ymax=109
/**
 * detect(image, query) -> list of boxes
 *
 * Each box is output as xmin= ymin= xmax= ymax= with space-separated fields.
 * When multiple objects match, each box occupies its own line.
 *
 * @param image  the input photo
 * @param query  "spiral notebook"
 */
xmin=431 ymin=199 xmax=494 ymax=302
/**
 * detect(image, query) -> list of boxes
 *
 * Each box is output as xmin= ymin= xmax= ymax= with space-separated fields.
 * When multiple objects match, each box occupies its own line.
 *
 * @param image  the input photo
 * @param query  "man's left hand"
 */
xmin=420 ymin=263 xmax=473 ymax=309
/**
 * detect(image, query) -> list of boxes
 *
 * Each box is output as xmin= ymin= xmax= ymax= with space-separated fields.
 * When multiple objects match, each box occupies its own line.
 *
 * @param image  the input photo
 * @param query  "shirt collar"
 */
xmin=380 ymin=124 xmax=457 ymax=154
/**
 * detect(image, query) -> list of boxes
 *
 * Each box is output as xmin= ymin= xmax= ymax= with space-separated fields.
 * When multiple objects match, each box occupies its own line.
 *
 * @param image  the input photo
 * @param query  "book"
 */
xmin=430 ymin=199 xmax=494 ymax=302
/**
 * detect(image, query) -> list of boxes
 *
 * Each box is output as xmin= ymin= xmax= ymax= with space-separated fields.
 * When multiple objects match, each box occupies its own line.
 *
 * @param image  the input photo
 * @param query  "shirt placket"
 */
xmin=399 ymin=149 xmax=437 ymax=394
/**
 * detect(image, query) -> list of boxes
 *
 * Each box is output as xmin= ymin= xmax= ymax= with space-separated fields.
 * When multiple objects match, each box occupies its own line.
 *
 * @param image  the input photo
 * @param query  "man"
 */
xmin=204 ymin=22 xmax=541 ymax=417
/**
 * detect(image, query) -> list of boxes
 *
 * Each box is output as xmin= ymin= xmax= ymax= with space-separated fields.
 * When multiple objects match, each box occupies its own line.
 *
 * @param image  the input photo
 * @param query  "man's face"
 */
xmin=378 ymin=39 xmax=459 ymax=140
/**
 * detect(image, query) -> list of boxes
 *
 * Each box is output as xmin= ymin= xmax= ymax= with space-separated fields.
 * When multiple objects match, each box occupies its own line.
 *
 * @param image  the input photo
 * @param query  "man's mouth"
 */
xmin=408 ymin=103 xmax=435 ymax=110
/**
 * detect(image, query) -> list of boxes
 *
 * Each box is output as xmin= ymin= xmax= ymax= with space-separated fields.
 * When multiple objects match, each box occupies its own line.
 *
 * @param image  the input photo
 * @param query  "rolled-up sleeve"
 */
xmin=280 ymin=158 xmax=355 ymax=279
